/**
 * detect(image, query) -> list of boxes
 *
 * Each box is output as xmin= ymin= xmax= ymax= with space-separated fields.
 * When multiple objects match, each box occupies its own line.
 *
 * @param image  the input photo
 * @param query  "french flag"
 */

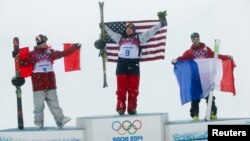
xmin=174 ymin=58 xmax=236 ymax=105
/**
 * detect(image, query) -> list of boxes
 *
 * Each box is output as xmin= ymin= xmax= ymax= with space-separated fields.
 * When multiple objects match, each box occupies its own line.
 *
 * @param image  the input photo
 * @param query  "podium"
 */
xmin=1 ymin=114 xmax=250 ymax=141
xmin=0 ymin=127 xmax=86 ymax=141
xmin=165 ymin=118 xmax=250 ymax=141
xmin=76 ymin=113 xmax=168 ymax=141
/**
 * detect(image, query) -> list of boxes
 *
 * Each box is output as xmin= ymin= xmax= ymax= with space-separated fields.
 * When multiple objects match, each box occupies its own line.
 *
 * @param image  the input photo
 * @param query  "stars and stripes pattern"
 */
xmin=104 ymin=20 xmax=167 ymax=62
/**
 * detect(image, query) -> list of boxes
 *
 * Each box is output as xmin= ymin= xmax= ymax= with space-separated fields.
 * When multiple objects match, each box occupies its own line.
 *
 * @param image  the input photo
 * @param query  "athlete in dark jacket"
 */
xmin=105 ymin=21 xmax=166 ymax=115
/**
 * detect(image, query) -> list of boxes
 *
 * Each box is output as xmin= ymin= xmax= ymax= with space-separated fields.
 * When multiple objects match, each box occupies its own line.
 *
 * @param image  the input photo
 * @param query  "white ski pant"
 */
xmin=33 ymin=89 xmax=64 ymax=126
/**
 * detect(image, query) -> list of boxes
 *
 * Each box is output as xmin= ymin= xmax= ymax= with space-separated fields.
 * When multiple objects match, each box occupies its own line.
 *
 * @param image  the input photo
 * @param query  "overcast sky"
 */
xmin=1 ymin=0 xmax=250 ymax=130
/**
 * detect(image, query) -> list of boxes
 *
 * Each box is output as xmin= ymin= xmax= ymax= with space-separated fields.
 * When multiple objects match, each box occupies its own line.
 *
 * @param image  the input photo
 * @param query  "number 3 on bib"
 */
xmin=125 ymin=50 xmax=130 ymax=56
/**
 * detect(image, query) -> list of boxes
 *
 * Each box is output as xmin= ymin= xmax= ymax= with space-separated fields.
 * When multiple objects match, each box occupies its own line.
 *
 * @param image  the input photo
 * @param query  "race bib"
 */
xmin=118 ymin=44 xmax=139 ymax=59
xmin=33 ymin=60 xmax=53 ymax=73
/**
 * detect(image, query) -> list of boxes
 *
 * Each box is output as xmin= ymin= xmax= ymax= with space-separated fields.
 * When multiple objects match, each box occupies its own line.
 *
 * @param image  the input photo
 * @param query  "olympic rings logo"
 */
xmin=36 ymin=53 xmax=50 ymax=60
xmin=112 ymin=120 xmax=142 ymax=135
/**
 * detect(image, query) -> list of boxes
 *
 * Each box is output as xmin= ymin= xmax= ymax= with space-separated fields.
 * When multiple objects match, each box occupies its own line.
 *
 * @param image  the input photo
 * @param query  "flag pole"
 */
xmin=205 ymin=39 xmax=220 ymax=121
xmin=98 ymin=2 xmax=108 ymax=88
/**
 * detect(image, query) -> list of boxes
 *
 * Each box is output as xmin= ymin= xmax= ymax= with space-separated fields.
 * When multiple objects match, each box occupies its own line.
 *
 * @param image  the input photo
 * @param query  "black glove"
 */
xmin=171 ymin=59 xmax=177 ymax=65
xmin=74 ymin=43 xmax=81 ymax=48
xmin=228 ymin=55 xmax=233 ymax=59
xmin=12 ymin=50 xmax=19 ymax=58
xmin=160 ymin=20 xmax=167 ymax=27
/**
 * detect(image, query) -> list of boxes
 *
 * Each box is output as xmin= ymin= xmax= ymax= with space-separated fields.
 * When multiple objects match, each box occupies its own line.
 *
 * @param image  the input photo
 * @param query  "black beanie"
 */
xmin=36 ymin=34 xmax=48 ymax=45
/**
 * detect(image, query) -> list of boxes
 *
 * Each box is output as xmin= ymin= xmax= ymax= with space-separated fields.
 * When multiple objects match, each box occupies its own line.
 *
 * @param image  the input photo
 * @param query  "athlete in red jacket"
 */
xmin=20 ymin=34 xmax=80 ymax=128
xmin=172 ymin=32 xmax=233 ymax=121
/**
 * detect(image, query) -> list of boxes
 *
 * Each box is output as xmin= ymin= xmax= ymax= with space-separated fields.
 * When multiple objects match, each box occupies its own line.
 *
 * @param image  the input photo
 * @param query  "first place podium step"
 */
xmin=76 ymin=113 xmax=168 ymax=141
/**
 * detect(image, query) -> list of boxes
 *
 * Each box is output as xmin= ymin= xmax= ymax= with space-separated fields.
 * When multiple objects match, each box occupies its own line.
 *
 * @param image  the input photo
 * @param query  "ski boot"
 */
xmin=211 ymin=114 xmax=218 ymax=120
xmin=58 ymin=117 xmax=71 ymax=128
xmin=128 ymin=110 xmax=137 ymax=115
xmin=192 ymin=115 xmax=199 ymax=121
xmin=117 ymin=110 xmax=125 ymax=116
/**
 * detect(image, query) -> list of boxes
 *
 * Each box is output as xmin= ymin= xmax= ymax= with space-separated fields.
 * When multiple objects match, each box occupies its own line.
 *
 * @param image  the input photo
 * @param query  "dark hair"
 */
xmin=191 ymin=32 xmax=199 ymax=39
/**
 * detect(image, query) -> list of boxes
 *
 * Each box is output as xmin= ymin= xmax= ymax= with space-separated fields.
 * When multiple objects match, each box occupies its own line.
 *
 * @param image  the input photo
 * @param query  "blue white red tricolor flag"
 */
xmin=104 ymin=20 xmax=167 ymax=62
xmin=174 ymin=58 xmax=236 ymax=105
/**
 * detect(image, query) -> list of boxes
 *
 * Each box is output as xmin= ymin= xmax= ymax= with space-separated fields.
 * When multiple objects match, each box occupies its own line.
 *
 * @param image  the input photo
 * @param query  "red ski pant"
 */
xmin=116 ymin=74 xmax=140 ymax=112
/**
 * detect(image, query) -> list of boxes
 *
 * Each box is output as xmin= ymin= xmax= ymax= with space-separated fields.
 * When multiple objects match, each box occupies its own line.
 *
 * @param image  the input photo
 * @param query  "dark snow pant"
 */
xmin=190 ymin=96 xmax=217 ymax=118
xmin=116 ymin=74 xmax=140 ymax=112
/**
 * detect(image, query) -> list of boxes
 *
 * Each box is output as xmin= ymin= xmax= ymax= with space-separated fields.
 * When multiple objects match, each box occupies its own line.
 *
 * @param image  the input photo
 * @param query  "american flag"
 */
xmin=104 ymin=20 xmax=167 ymax=62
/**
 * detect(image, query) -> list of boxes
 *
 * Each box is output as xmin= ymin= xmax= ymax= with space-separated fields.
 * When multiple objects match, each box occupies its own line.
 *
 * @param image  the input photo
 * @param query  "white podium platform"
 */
xmin=76 ymin=113 xmax=168 ymax=141
xmin=1 ymin=115 xmax=250 ymax=141
xmin=0 ymin=127 xmax=86 ymax=141
xmin=165 ymin=118 xmax=250 ymax=141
